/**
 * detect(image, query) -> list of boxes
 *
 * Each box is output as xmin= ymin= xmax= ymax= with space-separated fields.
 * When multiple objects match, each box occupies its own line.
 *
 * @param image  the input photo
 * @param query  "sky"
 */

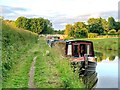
xmin=0 ymin=0 xmax=119 ymax=30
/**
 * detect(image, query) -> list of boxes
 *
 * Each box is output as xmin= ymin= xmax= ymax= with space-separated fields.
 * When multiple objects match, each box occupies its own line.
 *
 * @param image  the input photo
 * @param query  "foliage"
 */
xmin=15 ymin=16 xmax=54 ymax=34
xmin=88 ymin=33 xmax=98 ymax=38
xmin=108 ymin=17 xmax=116 ymax=30
xmin=64 ymin=24 xmax=74 ymax=35
xmin=54 ymin=30 xmax=64 ymax=34
xmin=75 ymin=28 xmax=88 ymax=38
xmin=88 ymin=22 xmax=104 ymax=35
xmin=3 ymin=46 xmax=39 ymax=88
xmin=64 ymin=22 xmax=88 ymax=38
xmin=117 ymin=30 xmax=120 ymax=36
xmin=64 ymin=17 xmax=120 ymax=37
xmin=2 ymin=21 xmax=84 ymax=88
xmin=2 ymin=20 xmax=38 ymax=80
xmin=108 ymin=29 xmax=116 ymax=35
xmin=115 ymin=22 xmax=120 ymax=31
xmin=87 ymin=18 xmax=100 ymax=25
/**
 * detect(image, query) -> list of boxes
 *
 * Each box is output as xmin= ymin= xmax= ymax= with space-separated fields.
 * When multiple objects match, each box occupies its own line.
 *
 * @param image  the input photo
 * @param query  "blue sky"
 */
xmin=0 ymin=0 xmax=119 ymax=30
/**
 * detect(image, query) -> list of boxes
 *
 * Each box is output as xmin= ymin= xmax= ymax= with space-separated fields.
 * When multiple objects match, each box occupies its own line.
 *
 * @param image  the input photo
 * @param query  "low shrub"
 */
xmin=88 ymin=33 xmax=98 ymax=38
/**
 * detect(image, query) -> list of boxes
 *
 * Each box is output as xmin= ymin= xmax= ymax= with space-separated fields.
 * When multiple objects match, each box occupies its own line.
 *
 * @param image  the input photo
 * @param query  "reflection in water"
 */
xmin=109 ymin=55 xmax=116 ymax=61
xmin=94 ymin=49 xmax=119 ymax=88
xmin=95 ymin=49 xmax=118 ymax=62
xmin=73 ymin=49 xmax=118 ymax=89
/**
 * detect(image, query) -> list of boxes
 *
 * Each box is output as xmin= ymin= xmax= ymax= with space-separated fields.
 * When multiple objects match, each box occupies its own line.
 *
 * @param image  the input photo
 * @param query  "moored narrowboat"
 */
xmin=65 ymin=40 xmax=97 ymax=76
xmin=48 ymin=39 xmax=98 ymax=88
xmin=46 ymin=36 xmax=60 ymax=47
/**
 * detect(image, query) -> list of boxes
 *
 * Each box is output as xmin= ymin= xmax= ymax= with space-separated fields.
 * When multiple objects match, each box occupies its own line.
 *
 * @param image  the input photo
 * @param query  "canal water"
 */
xmin=94 ymin=49 xmax=119 ymax=88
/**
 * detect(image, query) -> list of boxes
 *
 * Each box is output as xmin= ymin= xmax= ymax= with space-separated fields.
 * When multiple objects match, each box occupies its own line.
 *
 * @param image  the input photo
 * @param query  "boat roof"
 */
xmin=65 ymin=40 xmax=93 ymax=43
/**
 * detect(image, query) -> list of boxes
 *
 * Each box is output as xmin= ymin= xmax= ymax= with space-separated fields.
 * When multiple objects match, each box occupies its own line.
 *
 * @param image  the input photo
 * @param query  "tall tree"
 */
xmin=108 ymin=17 xmax=116 ymax=30
xmin=115 ymin=22 xmax=120 ymax=31
xmin=87 ymin=18 xmax=99 ymax=25
xmin=100 ymin=18 xmax=109 ymax=33
xmin=74 ymin=22 xmax=86 ymax=31
xmin=15 ymin=16 xmax=29 ymax=29
xmin=15 ymin=17 xmax=54 ymax=34
xmin=88 ymin=22 xmax=104 ymax=35
xmin=64 ymin=24 xmax=73 ymax=35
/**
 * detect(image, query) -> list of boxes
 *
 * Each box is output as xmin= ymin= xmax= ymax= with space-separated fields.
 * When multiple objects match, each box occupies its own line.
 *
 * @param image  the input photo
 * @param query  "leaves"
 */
xmin=15 ymin=17 xmax=54 ymax=34
xmin=64 ymin=17 xmax=120 ymax=38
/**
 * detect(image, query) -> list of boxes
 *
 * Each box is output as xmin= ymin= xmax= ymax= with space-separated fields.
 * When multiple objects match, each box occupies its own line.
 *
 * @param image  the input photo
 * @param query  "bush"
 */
xmin=108 ymin=29 xmax=117 ymax=35
xmin=64 ymin=36 xmax=73 ymax=40
xmin=75 ymin=28 xmax=88 ymax=38
xmin=88 ymin=33 xmax=98 ymax=38
xmin=117 ymin=30 xmax=120 ymax=37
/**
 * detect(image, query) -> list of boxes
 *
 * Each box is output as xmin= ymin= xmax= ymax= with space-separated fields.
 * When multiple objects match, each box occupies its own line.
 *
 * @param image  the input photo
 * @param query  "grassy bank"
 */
xmin=34 ymin=37 xmax=84 ymax=88
xmin=2 ymin=20 xmax=38 ymax=87
xmin=74 ymin=38 xmax=119 ymax=51
xmin=87 ymin=38 xmax=118 ymax=51
xmin=2 ymin=44 xmax=40 ymax=88
xmin=2 ymin=21 xmax=84 ymax=88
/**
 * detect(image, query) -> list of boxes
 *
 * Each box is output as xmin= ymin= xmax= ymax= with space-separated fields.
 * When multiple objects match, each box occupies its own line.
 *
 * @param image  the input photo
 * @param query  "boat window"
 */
xmin=87 ymin=44 xmax=90 ymax=55
xmin=73 ymin=45 xmax=79 ymax=57
xmin=67 ymin=45 xmax=72 ymax=55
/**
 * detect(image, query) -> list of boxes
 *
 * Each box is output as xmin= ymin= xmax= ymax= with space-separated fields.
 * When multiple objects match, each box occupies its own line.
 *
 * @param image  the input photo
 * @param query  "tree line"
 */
xmin=64 ymin=17 xmax=120 ymax=38
xmin=15 ymin=16 xmax=55 ymax=34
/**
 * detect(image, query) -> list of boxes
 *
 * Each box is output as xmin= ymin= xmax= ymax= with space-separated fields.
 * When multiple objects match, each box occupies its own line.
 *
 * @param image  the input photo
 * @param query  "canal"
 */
xmin=94 ymin=49 xmax=119 ymax=88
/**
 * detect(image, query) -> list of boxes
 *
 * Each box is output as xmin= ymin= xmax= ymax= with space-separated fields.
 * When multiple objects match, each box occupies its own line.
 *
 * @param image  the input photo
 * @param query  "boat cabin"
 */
xmin=65 ymin=40 xmax=97 ymax=78
xmin=65 ymin=40 xmax=94 ymax=57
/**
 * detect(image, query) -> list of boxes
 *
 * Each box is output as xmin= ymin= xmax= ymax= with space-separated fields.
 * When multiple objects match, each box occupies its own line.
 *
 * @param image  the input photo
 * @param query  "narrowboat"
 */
xmin=65 ymin=40 xmax=97 ymax=76
xmin=51 ymin=39 xmax=98 ymax=88
xmin=46 ymin=36 xmax=60 ymax=47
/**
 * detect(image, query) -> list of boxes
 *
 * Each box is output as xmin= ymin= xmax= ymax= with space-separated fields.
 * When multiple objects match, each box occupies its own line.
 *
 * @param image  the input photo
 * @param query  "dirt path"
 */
xmin=28 ymin=56 xmax=37 ymax=88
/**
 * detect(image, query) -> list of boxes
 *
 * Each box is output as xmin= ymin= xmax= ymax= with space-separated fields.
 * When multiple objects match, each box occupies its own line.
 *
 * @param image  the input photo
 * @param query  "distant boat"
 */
xmin=46 ymin=36 xmax=60 ymax=47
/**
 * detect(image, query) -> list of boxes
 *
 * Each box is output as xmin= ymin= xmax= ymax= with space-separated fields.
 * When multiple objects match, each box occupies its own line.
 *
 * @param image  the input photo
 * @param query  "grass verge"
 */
xmin=34 ymin=37 xmax=84 ymax=88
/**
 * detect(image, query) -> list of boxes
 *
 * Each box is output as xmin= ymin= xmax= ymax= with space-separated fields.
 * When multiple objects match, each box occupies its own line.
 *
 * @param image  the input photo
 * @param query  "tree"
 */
xmin=69 ymin=29 xmax=75 ymax=37
xmin=108 ymin=17 xmax=116 ymax=30
xmin=87 ymin=18 xmax=105 ymax=35
xmin=41 ymin=19 xmax=54 ymax=34
xmin=15 ymin=16 xmax=30 ymax=29
xmin=117 ymin=30 xmax=120 ymax=36
xmin=64 ymin=24 xmax=73 ymax=35
xmin=87 ymin=18 xmax=99 ymax=25
xmin=100 ymin=18 xmax=109 ymax=33
xmin=74 ymin=22 xmax=86 ymax=31
xmin=88 ymin=23 xmax=104 ymax=35
xmin=115 ymin=22 xmax=120 ymax=31
xmin=15 ymin=17 xmax=54 ymax=34
xmin=79 ymin=28 xmax=88 ymax=38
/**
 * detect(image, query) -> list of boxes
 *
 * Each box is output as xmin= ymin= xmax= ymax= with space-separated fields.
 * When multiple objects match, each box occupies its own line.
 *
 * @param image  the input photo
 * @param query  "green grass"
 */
xmin=0 ymin=19 xmax=2 ymax=90
xmin=2 ymin=44 xmax=40 ymax=88
xmin=34 ymin=37 xmax=84 ymax=88
xmin=2 ymin=20 xmax=38 ymax=88
xmin=87 ymin=38 xmax=118 ymax=51
xmin=2 ymin=21 xmax=85 ymax=88
xmin=74 ymin=38 xmax=119 ymax=51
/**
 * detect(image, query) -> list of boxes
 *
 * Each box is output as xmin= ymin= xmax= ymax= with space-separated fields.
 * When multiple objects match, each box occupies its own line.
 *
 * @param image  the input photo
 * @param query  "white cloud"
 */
xmin=0 ymin=0 xmax=119 ymax=29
